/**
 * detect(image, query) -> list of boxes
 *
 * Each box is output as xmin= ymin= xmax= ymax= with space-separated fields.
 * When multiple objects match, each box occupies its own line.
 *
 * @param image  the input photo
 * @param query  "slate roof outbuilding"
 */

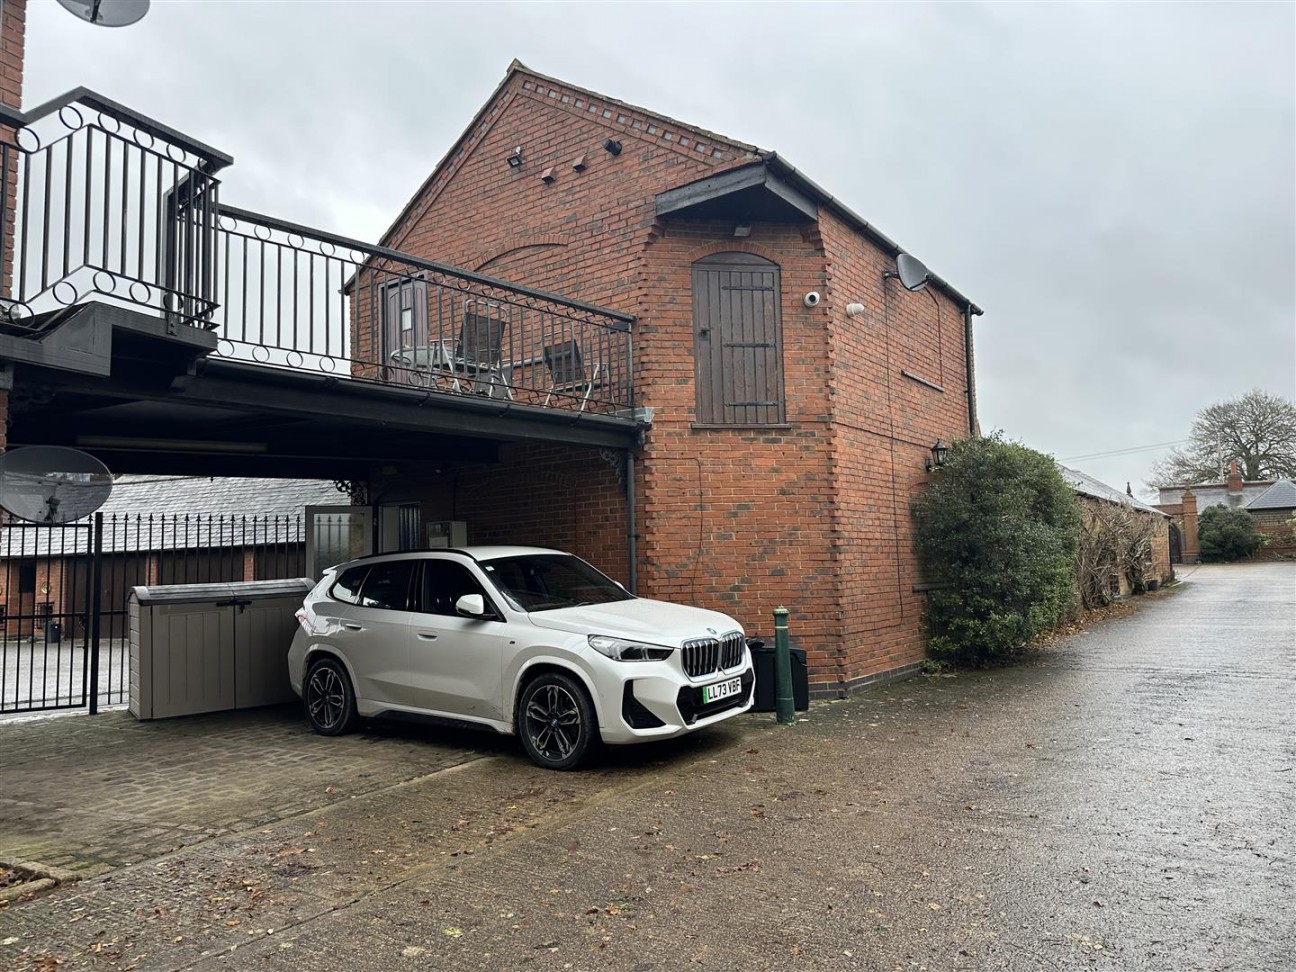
xmin=1246 ymin=478 xmax=1296 ymax=511
xmin=1058 ymin=464 xmax=1168 ymax=517
xmin=4 ymin=476 xmax=342 ymax=557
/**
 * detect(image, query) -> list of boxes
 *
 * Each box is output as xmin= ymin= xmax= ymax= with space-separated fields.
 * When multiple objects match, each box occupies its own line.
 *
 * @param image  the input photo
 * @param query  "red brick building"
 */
xmin=363 ymin=63 xmax=983 ymax=697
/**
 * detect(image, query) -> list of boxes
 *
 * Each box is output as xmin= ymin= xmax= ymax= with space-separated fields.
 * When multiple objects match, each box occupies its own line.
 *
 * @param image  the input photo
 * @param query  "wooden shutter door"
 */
xmin=692 ymin=253 xmax=784 ymax=425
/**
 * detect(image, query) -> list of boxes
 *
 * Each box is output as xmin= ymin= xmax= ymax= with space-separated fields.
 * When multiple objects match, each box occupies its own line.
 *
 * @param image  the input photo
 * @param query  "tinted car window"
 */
xmin=419 ymin=560 xmax=490 ymax=617
xmin=359 ymin=561 xmax=416 ymax=610
xmin=481 ymin=554 xmax=633 ymax=612
xmin=330 ymin=565 xmax=369 ymax=605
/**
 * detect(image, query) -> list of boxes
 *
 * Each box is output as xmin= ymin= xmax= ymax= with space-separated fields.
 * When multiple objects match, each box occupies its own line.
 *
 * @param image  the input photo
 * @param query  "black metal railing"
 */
xmin=210 ymin=207 xmax=635 ymax=414
xmin=0 ymin=90 xmax=636 ymax=417
xmin=0 ymin=511 xmax=307 ymax=715
xmin=0 ymin=89 xmax=230 ymax=332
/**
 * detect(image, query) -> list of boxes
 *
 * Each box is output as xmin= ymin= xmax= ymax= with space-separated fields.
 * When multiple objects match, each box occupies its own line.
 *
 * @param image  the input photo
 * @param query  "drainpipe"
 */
xmin=625 ymin=449 xmax=638 ymax=594
xmin=963 ymin=302 xmax=981 ymax=436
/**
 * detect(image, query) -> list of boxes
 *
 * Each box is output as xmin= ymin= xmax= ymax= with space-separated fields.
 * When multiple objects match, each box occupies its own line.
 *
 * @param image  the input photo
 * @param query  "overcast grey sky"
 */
xmin=25 ymin=0 xmax=1295 ymax=496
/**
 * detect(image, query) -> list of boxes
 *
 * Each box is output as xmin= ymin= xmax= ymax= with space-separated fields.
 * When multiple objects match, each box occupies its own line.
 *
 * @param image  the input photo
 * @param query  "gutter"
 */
xmin=964 ymin=303 xmax=978 ymax=435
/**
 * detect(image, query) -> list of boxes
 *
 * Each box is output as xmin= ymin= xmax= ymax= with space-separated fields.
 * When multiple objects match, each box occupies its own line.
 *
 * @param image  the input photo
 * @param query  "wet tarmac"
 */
xmin=1 ymin=561 xmax=1292 ymax=971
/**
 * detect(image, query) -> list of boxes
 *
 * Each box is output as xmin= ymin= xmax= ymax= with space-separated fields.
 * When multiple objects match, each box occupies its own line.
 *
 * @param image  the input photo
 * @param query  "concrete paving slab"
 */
xmin=0 ymin=703 xmax=491 ymax=873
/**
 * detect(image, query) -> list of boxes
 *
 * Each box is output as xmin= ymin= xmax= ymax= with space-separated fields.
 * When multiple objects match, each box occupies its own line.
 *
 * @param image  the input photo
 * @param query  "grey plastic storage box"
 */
xmin=129 ymin=578 xmax=313 ymax=720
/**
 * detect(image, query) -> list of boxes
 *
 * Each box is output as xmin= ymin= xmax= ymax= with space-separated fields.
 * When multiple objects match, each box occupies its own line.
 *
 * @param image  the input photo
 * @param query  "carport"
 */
xmin=0 ymin=88 xmax=642 ymax=715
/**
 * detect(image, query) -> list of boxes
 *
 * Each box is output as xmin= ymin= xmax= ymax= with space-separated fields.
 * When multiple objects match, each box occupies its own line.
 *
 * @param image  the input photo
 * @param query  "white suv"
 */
xmin=287 ymin=546 xmax=754 ymax=769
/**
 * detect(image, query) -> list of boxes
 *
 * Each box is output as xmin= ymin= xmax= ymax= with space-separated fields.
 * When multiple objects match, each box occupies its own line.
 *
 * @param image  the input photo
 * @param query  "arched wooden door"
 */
xmin=691 ymin=253 xmax=785 ymax=426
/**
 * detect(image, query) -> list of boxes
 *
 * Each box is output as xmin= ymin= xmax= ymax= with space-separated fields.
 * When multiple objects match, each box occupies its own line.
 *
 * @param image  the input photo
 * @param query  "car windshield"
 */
xmin=479 ymin=554 xmax=634 ymax=612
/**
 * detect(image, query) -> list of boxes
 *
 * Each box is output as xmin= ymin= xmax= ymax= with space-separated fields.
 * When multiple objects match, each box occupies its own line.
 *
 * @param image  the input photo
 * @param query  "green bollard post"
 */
xmin=774 ymin=605 xmax=795 ymax=725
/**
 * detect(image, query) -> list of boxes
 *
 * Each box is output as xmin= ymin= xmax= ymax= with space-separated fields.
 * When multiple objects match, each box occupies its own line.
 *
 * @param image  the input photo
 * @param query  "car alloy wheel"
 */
xmin=519 ymin=672 xmax=596 ymax=770
xmin=304 ymin=657 xmax=358 ymax=736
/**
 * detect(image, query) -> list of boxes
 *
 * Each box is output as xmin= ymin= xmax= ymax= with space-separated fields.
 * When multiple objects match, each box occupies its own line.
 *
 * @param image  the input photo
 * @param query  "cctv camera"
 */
xmin=803 ymin=292 xmax=821 ymax=307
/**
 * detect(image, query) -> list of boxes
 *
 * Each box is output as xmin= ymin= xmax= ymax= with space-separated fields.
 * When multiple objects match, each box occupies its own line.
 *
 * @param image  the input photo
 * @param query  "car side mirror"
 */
xmin=455 ymin=593 xmax=487 ymax=618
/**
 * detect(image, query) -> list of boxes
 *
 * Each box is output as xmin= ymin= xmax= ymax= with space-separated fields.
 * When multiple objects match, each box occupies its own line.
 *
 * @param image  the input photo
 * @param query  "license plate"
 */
xmin=702 ymin=677 xmax=742 ymax=704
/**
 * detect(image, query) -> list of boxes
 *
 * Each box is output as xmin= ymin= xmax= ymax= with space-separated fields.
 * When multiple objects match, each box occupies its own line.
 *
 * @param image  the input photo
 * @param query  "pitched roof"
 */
xmin=100 ymin=475 xmax=341 ymax=517
xmin=5 ymin=477 xmax=342 ymax=557
xmin=378 ymin=60 xmax=980 ymax=315
xmin=1058 ymin=464 xmax=1168 ymax=517
xmin=1247 ymin=478 xmax=1296 ymax=511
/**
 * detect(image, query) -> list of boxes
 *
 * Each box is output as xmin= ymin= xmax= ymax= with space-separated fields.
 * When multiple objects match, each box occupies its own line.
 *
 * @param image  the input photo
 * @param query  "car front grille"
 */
xmin=681 ymin=630 xmax=746 ymax=679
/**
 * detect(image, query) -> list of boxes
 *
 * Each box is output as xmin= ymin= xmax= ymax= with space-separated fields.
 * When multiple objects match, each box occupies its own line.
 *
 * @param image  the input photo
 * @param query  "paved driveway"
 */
xmin=1 ymin=562 xmax=1292 ymax=971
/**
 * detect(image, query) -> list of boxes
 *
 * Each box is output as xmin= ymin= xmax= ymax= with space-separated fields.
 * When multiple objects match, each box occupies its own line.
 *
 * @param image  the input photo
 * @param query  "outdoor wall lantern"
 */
xmin=925 ymin=439 xmax=948 ymax=473
xmin=506 ymin=146 xmax=524 ymax=168
xmin=603 ymin=138 xmax=623 ymax=156
xmin=733 ymin=221 xmax=751 ymax=238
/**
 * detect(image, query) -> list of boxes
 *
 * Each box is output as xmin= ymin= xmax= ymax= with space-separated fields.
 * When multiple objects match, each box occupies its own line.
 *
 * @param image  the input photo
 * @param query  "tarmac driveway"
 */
xmin=0 ymin=561 xmax=1292 ymax=971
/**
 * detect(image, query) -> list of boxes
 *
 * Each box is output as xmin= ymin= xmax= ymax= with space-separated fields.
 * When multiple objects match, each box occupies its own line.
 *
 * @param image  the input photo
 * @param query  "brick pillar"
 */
xmin=1181 ymin=488 xmax=1199 ymax=564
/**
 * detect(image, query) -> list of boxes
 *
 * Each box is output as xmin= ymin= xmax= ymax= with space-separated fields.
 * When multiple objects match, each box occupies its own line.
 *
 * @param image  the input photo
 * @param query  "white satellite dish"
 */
xmin=56 ymin=0 xmax=150 ymax=28
xmin=0 ymin=447 xmax=114 ymax=524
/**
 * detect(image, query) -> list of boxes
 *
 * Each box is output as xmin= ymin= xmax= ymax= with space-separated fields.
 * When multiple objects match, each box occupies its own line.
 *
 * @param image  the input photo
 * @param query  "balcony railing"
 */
xmin=0 ymin=91 xmax=634 ymax=416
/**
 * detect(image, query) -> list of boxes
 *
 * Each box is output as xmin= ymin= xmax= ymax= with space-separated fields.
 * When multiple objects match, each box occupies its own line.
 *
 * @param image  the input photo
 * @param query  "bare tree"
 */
xmin=1150 ymin=389 xmax=1296 ymax=486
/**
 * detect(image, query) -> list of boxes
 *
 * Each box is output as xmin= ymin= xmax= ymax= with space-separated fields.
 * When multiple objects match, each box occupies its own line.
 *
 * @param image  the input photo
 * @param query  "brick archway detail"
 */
xmin=473 ymin=236 xmax=571 ymax=273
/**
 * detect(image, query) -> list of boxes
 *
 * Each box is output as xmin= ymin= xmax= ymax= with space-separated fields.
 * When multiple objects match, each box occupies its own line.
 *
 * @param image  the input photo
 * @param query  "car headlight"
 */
xmin=588 ymin=634 xmax=674 ymax=662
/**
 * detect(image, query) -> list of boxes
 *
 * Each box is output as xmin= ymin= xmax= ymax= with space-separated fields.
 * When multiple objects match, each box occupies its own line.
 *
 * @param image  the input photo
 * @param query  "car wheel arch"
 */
xmin=511 ymin=660 xmax=604 ymax=732
xmin=303 ymin=646 xmax=356 ymax=686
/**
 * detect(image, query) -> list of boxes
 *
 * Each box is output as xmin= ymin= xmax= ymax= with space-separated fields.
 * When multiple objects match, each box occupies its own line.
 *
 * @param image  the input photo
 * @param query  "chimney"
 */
xmin=1227 ymin=460 xmax=1243 ymax=497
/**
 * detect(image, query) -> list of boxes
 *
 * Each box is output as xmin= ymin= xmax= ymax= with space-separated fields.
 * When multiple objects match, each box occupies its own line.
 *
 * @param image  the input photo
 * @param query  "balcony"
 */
xmin=0 ymin=90 xmax=635 ymax=422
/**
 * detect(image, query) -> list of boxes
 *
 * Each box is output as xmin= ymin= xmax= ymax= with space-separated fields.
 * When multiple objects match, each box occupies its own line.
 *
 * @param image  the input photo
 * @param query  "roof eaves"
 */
xmin=762 ymin=152 xmax=982 ymax=316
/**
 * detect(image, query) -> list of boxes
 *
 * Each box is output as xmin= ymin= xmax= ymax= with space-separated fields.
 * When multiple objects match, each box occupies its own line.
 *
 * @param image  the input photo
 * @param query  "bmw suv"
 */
xmin=287 ymin=546 xmax=754 ymax=769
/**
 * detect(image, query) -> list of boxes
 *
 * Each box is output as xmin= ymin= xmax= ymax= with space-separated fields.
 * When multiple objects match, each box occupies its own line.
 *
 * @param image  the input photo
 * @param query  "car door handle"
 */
xmin=416 ymin=632 xmax=438 ymax=640
xmin=343 ymin=623 xmax=364 ymax=631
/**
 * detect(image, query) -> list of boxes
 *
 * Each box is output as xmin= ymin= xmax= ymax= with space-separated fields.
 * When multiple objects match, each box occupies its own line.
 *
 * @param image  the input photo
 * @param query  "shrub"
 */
xmin=1198 ymin=505 xmax=1263 ymax=562
xmin=913 ymin=435 xmax=1079 ymax=667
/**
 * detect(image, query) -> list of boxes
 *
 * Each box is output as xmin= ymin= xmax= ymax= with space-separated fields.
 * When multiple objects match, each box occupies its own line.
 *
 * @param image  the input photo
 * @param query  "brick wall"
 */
xmin=0 ymin=0 xmax=24 ymax=111
xmin=0 ymin=0 xmax=25 ymax=455
xmin=369 ymin=66 xmax=977 ymax=694
xmin=817 ymin=210 xmax=974 ymax=688
xmin=367 ymin=443 xmax=629 ymax=582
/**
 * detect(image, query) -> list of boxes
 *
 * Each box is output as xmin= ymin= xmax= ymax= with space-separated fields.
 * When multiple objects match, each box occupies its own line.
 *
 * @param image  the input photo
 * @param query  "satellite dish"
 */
xmin=895 ymin=253 xmax=931 ymax=292
xmin=0 ymin=447 xmax=113 ymax=524
xmin=55 ymin=0 xmax=150 ymax=28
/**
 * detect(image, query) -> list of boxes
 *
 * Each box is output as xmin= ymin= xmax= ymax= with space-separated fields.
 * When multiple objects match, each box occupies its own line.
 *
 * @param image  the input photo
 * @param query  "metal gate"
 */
xmin=1 ymin=511 xmax=308 ymax=716
xmin=0 ymin=517 xmax=102 ymax=715
xmin=1169 ymin=522 xmax=1183 ymax=565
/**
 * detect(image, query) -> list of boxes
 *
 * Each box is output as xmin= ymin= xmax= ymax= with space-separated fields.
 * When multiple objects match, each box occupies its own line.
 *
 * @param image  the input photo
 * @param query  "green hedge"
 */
xmin=913 ymin=435 xmax=1079 ymax=667
xmin=1198 ymin=505 xmax=1263 ymax=562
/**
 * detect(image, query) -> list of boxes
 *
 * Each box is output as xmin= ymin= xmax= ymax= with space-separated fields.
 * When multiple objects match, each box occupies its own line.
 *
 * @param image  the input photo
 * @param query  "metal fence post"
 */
xmin=88 ymin=512 xmax=103 ymax=715
xmin=774 ymin=605 xmax=794 ymax=725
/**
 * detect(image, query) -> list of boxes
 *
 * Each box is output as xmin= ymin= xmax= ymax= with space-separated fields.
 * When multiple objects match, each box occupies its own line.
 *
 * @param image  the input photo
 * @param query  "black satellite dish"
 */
xmin=0 ymin=447 xmax=114 ymax=524
xmin=895 ymin=253 xmax=931 ymax=292
xmin=55 ymin=0 xmax=150 ymax=28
